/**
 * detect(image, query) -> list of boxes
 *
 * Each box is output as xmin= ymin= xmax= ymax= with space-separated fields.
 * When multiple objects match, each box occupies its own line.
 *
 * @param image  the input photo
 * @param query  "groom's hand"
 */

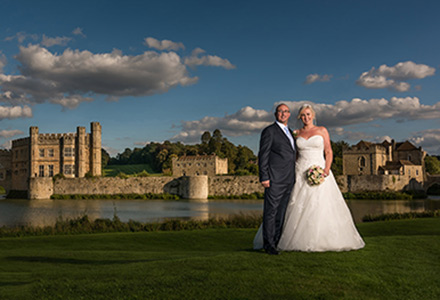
xmin=261 ymin=180 xmax=270 ymax=188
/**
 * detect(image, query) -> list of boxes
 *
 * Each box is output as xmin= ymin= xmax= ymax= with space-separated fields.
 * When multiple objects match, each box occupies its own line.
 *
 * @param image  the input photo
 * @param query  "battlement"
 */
xmin=38 ymin=133 xmax=77 ymax=140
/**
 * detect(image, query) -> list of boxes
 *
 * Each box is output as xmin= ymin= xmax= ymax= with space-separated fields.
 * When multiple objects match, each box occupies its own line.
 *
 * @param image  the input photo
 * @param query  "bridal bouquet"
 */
xmin=306 ymin=165 xmax=325 ymax=186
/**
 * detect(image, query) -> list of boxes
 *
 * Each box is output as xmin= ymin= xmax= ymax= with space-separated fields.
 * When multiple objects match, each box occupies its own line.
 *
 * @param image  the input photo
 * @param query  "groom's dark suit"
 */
xmin=258 ymin=122 xmax=296 ymax=252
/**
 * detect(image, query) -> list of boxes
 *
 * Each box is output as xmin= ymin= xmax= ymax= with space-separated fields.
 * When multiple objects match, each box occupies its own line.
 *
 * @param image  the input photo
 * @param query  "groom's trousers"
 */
xmin=263 ymin=182 xmax=294 ymax=250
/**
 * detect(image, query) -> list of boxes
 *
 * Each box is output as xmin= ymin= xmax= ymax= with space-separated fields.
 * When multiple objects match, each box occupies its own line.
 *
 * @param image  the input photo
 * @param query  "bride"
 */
xmin=254 ymin=104 xmax=365 ymax=252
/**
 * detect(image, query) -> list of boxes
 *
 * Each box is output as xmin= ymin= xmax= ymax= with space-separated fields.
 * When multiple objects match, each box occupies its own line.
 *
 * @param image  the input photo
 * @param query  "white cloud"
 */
xmin=0 ymin=129 xmax=24 ymax=138
xmin=184 ymin=48 xmax=236 ymax=70
xmin=356 ymin=61 xmax=435 ymax=92
xmin=72 ymin=27 xmax=86 ymax=38
xmin=410 ymin=129 xmax=440 ymax=155
xmin=304 ymin=73 xmax=333 ymax=84
xmin=0 ymin=105 xmax=32 ymax=120
xmin=4 ymin=31 xmax=38 ymax=43
xmin=172 ymin=106 xmax=272 ymax=143
xmin=172 ymin=98 xmax=440 ymax=143
xmin=41 ymin=34 xmax=72 ymax=47
xmin=144 ymin=37 xmax=185 ymax=51
xmin=0 ymin=44 xmax=198 ymax=108
xmin=49 ymin=95 xmax=94 ymax=109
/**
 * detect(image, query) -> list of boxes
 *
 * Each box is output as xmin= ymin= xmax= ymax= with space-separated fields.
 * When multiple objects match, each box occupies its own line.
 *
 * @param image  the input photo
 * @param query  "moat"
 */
xmin=1 ymin=198 xmax=439 ymax=227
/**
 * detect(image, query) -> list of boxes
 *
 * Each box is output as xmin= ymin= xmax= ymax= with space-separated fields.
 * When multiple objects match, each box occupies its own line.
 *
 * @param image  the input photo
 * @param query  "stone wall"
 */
xmin=336 ymin=174 xmax=424 ymax=193
xmin=28 ymin=174 xmax=424 ymax=200
xmin=208 ymin=176 xmax=264 ymax=195
xmin=29 ymin=177 xmax=54 ymax=200
xmin=53 ymin=177 xmax=176 ymax=195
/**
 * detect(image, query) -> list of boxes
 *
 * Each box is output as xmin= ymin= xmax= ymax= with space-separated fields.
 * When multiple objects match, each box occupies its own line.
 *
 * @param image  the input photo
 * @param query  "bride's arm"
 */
xmin=321 ymin=127 xmax=333 ymax=176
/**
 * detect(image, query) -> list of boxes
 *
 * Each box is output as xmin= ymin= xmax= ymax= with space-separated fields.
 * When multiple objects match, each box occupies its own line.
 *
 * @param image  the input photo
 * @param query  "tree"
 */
xmin=425 ymin=156 xmax=440 ymax=174
xmin=101 ymin=148 xmax=110 ymax=168
xmin=201 ymin=131 xmax=211 ymax=144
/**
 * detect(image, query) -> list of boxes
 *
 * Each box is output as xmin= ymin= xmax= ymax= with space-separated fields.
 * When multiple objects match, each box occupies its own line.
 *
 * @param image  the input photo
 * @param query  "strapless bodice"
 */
xmin=295 ymin=135 xmax=325 ymax=171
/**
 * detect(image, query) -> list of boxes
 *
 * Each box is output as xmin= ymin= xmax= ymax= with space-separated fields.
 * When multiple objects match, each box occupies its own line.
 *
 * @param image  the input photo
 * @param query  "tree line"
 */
xmin=103 ymin=129 xmax=258 ymax=175
xmin=102 ymin=129 xmax=352 ymax=176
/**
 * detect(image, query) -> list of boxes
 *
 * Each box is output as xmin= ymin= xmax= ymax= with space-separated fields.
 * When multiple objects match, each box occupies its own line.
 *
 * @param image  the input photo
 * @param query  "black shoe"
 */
xmin=265 ymin=247 xmax=280 ymax=255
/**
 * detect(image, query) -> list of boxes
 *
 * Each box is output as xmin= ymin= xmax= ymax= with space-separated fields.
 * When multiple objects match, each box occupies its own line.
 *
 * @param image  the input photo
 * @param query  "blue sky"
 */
xmin=1 ymin=0 xmax=439 ymax=155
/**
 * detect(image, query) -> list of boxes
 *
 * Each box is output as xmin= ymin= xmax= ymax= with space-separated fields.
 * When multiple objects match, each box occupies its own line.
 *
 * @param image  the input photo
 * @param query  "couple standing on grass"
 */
xmin=253 ymin=103 xmax=365 ymax=255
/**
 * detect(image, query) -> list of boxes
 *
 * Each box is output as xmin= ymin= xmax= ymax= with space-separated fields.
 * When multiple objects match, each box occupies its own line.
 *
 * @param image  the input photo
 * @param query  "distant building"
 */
xmin=172 ymin=154 xmax=228 ymax=177
xmin=342 ymin=139 xmax=425 ymax=191
xmin=0 ymin=122 xmax=101 ymax=192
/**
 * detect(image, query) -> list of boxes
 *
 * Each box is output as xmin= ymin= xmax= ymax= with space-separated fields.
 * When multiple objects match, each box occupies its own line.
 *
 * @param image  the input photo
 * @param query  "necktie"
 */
xmin=284 ymin=127 xmax=295 ymax=150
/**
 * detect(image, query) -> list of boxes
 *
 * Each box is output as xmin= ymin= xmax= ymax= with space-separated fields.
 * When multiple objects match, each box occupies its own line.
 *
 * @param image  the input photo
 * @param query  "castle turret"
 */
xmin=76 ymin=126 xmax=86 ymax=177
xmin=29 ymin=126 xmax=39 ymax=178
xmin=90 ymin=122 xmax=102 ymax=176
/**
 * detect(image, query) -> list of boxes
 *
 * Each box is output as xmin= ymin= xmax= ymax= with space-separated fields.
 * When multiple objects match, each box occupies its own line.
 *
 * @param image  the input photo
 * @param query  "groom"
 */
xmin=258 ymin=103 xmax=296 ymax=255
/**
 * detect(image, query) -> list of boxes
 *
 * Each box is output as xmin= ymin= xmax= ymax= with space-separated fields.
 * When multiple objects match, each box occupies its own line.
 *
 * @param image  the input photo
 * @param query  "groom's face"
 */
xmin=275 ymin=104 xmax=291 ymax=125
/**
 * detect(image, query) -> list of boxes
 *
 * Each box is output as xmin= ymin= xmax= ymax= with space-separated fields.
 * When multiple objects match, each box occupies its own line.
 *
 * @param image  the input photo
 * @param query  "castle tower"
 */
xmin=76 ymin=126 xmax=86 ymax=177
xmin=29 ymin=126 xmax=39 ymax=178
xmin=90 ymin=122 xmax=102 ymax=176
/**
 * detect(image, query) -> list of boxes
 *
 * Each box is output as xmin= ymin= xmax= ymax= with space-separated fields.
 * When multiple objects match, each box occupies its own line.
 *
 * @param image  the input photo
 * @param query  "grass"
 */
xmin=0 ymin=218 xmax=439 ymax=299
xmin=102 ymin=164 xmax=158 ymax=177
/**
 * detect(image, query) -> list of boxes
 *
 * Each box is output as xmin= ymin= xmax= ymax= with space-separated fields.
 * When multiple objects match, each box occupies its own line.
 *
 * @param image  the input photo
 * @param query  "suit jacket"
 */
xmin=258 ymin=123 xmax=296 ymax=185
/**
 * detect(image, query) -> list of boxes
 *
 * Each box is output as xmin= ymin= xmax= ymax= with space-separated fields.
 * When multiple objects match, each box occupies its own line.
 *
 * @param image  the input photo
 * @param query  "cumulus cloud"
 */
xmin=0 ymin=129 xmax=24 ymax=138
xmin=356 ymin=61 xmax=435 ymax=92
xmin=172 ymin=98 xmax=440 ymax=143
xmin=0 ymin=105 xmax=32 ymax=120
xmin=41 ymin=34 xmax=72 ymax=47
xmin=72 ymin=27 xmax=86 ymax=38
xmin=304 ymin=73 xmax=333 ymax=84
xmin=0 ymin=44 xmax=198 ymax=108
xmin=331 ymin=127 xmax=373 ymax=141
xmin=171 ymin=106 xmax=272 ymax=143
xmin=410 ymin=129 xmax=440 ymax=154
xmin=184 ymin=48 xmax=236 ymax=70
xmin=144 ymin=37 xmax=185 ymax=51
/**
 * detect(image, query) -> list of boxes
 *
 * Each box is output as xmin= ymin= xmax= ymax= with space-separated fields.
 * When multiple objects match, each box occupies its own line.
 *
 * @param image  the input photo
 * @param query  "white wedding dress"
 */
xmin=254 ymin=135 xmax=365 ymax=252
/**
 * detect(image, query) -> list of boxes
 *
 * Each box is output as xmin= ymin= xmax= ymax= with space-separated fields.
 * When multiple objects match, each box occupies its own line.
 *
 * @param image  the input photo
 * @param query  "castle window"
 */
xmin=39 ymin=165 xmax=44 ymax=177
xmin=48 ymin=149 xmax=54 ymax=157
xmin=203 ymin=171 xmax=207 ymax=175
xmin=0 ymin=172 xmax=4 ymax=180
xmin=48 ymin=165 xmax=54 ymax=177
xmin=358 ymin=156 xmax=366 ymax=167
xmin=64 ymin=164 xmax=73 ymax=175
xmin=177 ymin=163 xmax=180 ymax=167
xmin=416 ymin=170 xmax=419 ymax=176
xmin=64 ymin=147 xmax=74 ymax=157
xmin=39 ymin=149 xmax=45 ymax=157
xmin=408 ymin=155 xmax=412 ymax=161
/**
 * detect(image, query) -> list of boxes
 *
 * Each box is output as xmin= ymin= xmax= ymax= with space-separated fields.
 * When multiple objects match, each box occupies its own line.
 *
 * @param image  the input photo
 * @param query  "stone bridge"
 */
xmin=425 ymin=174 xmax=440 ymax=192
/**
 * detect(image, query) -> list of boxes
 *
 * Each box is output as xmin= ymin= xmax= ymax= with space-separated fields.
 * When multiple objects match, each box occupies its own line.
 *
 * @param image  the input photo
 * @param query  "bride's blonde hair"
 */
xmin=297 ymin=104 xmax=317 ymax=125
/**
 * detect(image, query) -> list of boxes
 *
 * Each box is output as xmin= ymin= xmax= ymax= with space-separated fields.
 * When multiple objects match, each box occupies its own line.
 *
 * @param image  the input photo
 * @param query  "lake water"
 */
xmin=1 ymin=198 xmax=439 ymax=227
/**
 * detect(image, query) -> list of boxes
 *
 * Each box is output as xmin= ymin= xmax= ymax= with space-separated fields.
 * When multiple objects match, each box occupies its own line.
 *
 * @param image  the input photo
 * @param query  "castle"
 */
xmin=341 ymin=139 xmax=426 ymax=191
xmin=0 ymin=122 xmax=101 ymax=193
xmin=172 ymin=154 xmax=228 ymax=177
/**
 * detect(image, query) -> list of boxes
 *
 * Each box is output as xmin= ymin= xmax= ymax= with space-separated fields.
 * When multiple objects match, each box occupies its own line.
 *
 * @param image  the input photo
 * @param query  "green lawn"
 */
xmin=102 ymin=164 xmax=158 ymax=177
xmin=0 ymin=218 xmax=439 ymax=299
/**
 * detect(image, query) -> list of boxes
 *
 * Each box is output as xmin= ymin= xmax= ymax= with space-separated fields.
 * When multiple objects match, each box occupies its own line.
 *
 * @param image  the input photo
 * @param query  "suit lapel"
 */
xmin=274 ymin=123 xmax=295 ymax=152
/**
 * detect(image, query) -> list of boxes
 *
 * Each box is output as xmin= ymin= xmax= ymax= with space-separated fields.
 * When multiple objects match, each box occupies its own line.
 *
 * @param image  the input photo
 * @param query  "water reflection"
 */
xmin=0 ymin=198 xmax=439 ymax=227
